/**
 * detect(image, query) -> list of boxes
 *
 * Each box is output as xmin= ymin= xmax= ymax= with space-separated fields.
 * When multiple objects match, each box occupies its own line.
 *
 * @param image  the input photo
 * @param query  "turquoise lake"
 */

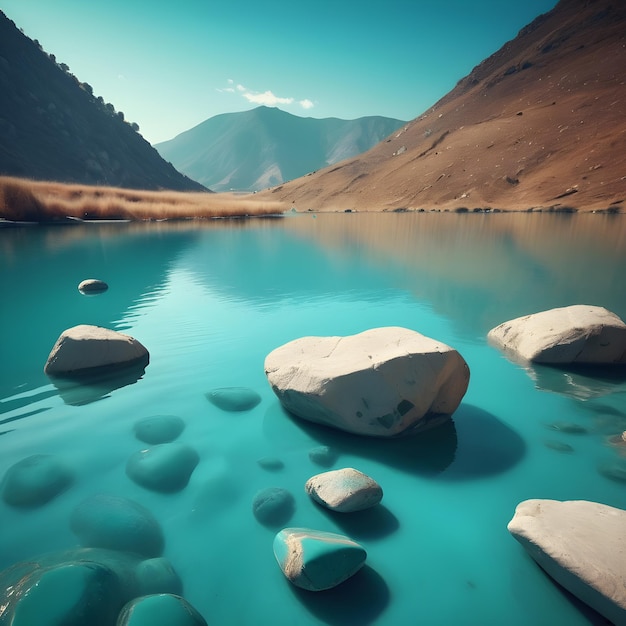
xmin=1 ymin=212 xmax=625 ymax=625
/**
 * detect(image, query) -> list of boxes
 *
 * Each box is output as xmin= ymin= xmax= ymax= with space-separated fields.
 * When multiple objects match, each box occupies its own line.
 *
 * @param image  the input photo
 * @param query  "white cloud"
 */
xmin=243 ymin=90 xmax=294 ymax=106
xmin=299 ymin=99 xmax=314 ymax=109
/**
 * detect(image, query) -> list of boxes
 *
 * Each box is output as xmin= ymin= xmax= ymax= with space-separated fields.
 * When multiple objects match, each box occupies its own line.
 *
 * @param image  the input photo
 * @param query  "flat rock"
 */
xmin=78 ymin=278 xmax=108 ymax=293
xmin=126 ymin=443 xmax=199 ymax=493
xmin=70 ymin=494 xmax=164 ymax=557
xmin=264 ymin=326 xmax=470 ymax=437
xmin=205 ymin=386 xmax=261 ymax=411
xmin=508 ymin=499 xmax=626 ymax=625
xmin=117 ymin=594 xmax=207 ymax=626
xmin=1 ymin=454 xmax=73 ymax=508
xmin=273 ymin=527 xmax=367 ymax=591
xmin=488 ymin=305 xmax=626 ymax=364
xmin=134 ymin=415 xmax=186 ymax=444
xmin=305 ymin=467 xmax=383 ymax=512
xmin=44 ymin=324 xmax=149 ymax=376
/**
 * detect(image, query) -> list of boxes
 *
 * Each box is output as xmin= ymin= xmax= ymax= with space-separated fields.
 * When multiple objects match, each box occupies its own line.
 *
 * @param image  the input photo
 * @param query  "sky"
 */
xmin=3 ymin=0 xmax=559 ymax=145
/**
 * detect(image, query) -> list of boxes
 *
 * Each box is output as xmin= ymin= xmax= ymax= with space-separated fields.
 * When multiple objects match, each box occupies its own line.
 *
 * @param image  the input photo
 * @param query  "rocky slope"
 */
xmin=258 ymin=0 xmax=626 ymax=212
xmin=154 ymin=106 xmax=406 ymax=192
xmin=0 ymin=11 xmax=205 ymax=191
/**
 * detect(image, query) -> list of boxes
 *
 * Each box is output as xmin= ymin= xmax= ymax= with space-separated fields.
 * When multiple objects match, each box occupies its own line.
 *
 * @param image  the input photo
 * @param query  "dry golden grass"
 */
xmin=0 ymin=176 xmax=287 ymax=222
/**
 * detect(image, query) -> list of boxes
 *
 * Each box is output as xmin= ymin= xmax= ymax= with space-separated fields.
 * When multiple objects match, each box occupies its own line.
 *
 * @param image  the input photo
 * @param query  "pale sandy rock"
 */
xmin=264 ymin=326 xmax=470 ymax=437
xmin=508 ymin=499 xmax=626 ymax=625
xmin=305 ymin=467 xmax=383 ymax=512
xmin=488 ymin=305 xmax=626 ymax=364
xmin=44 ymin=324 xmax=149 ymax=375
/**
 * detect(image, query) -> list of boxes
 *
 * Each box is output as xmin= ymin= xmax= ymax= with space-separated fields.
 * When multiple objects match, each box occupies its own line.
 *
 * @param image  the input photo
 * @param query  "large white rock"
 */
xmin=44 ymin=324 xmax=149 ymax=376
xmin=264 ymin=327 xmax=469 ymax=437
xmin=488 ymin=305 xmax=626 ymax=364
xmin=508 ymin=499 xmax=626 ymax=625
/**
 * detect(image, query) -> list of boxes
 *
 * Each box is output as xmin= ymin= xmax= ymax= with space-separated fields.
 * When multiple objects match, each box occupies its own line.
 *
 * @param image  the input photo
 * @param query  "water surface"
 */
xmin=1 ymin=213 xmax=625 ymax=625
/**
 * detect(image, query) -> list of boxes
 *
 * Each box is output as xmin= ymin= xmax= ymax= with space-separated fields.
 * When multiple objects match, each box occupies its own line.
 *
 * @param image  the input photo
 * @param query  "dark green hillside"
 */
xmin=0 ymin=11 xmax=205 ymax=191
xmin=155 ymin=106 xmax=407 ymax=192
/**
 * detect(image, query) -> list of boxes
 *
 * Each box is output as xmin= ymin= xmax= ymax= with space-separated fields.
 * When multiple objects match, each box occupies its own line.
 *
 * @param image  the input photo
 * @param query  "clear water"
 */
xmin=1 ymin=213 xmax=625 ymax=625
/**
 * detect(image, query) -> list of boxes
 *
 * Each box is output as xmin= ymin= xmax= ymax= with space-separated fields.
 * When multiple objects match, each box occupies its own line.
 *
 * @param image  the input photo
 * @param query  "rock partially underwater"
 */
xmin=305 ymin=468 xmax=383 ymax=513
xmin=488 ymin=305 xmax=626 ymax=365
xmin=205 ymin=386 xmax=262 ymax=412
xmin=273 ymin=528 xmax=367 ymax=591
xmin=265 ymin=326 xmax=470 ymax=437
xmin=508 ymin=499 xmax=626 ymax=625
xmin=44 ymin=324 xmax=149 ymax=376
xmin=78 ymin=278 xmax=109 ymax=294
xmin=117 ymin=593 xmax=207 ymax=626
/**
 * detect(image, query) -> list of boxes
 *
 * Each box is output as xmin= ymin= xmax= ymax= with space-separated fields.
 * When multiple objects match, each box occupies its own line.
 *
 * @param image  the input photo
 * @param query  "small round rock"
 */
xmin=78 ymin=279 xmax=108 ymax=293
xmin=134 ymin=415 xmax=186 ymax=444
xmin=252 ymin=487 xmax=295 ymax=526
xmin=305 ymin=467 xmax=383 ymax=512
xmin=205 ymin=387 xmax=261 ymax=412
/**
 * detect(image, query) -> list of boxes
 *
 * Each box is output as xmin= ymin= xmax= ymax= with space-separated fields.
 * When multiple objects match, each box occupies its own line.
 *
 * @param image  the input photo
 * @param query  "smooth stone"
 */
xmin=305 ymin=467 xmax=383 ymax=512
xmin=308 ymin=445 xmax=339 ymax=467
xmin=78 ymin=278 xmax=108 ymax=293
xmin=70 ymin=494 xmax=164 ymax=557
xmin=257 ymin=456 xmax=285 ymax=471
xmin=508 ymin=499 xmax=626 ymax=625
xmin=544 ymin=440 xmax=574 ymax=453
xmin=265 ymin=326 xmax=470 ymax=437
xmin=134 ymin=415 xmax=186 ymax=444
xmin=0 ymin=548 xmax=182 ymax=626
xmin=44 ymin=324 xmax=149 ymax=376
xmin=126 ymin=443 xmax=199 ymax=493
xmin=205 ymin=386 xmax=262 ymax=411
xmin=117 ymin=594 xmax=207 ymax=626
xmin=488 ymin=305 xmax=626 ymax=364
xmin=273 ymin=527 xmax=367 ymax=591
xmin=1 ymin=454 xmax=73 ymax=508
xmin=135 ymin=558 xmax=183 ymax=597
xmin=252 ymin=487 xmax=295 ymax=526
xmin=8 ymin=561 xmax=121 ymax=626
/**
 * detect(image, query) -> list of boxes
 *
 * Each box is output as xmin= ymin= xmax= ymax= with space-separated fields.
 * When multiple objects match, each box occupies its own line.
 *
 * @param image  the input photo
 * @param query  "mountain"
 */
xmin=258 ymin=0 xmax=626 ymax=212
xmin=0 ymin=11 xmax=205 ymax=191
xmin=154 ymin=106 xmax=407 ymax=192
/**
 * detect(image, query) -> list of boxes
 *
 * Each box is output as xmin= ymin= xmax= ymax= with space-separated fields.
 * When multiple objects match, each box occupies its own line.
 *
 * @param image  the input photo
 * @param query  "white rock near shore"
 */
xmin=507 ymin=499 xmax=626 ymax=625
xmin=264 ymin=327 xmax=470 ymax=437
xmin=44 ymin=324 xmax=149 ymax=376
xmin=488 ymin=305 xmax=626 ymax=364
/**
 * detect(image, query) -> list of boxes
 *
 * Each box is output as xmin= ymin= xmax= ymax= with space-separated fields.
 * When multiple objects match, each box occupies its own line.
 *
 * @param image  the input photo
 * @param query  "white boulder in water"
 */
xmin=305 ymin=467 xmax=383 ymax=512
xmin=44 ymin=324 xmax=149 ymax=376
xmin=264 ymin=326 xmax=469 ymax=437
xmin=508 ymin=499 xmax=626 ymax=625
xmin=488 ymin=305 xmax=626 ymax=364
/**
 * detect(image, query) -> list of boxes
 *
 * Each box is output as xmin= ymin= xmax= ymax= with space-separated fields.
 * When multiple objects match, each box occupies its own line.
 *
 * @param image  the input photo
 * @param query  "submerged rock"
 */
xmin=508 ymin=499 xmax=626 ymax=625
xmin=598 ymin=460 xmax=626 ymax=483
xmin=0 ymin=548 xmax=182 ymax=626
xmin=126 ymin=443 xmax=199 ymax=493
xmin=205 ymin=386 xmax=262 ymax=412
xmin=264 ymin=326 xmax=470 ymax=437
xmin=44 ymin=324 xmax=149 ymax=376
xmin=1 ymin=454 xmax=73 ymax=508
xmin=117 ymin=594 xmax=207 ymax=626
xmin=546 ymin=421 xmax=588 ymax=434
xmin=544 ymin=440 xmax=574 ymax=453
xmin=273 ymin=527 xmax=367 ymax=591
xmin=257 ymin=456 xmax=285 ymax=471
xmin=78 ymin=278 xmax=108 ymax=293
xmin=305 ymin=468 xmax=383 ymax=512
xmin=488 ymin=305 xmax=626 ymax=365
xmin=70 ymin=494 xmax=165 ymax=557
xmin=134 ymin=415 xmax=186 ymax=444
xmin=252 ymin=487 xmax=296 ymax=527
xmin=308 ymin=445 xmax=339 ymax=467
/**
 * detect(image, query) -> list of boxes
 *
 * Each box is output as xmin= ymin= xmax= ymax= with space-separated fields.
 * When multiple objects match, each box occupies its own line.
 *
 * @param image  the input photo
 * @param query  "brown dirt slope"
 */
xmin=259 ymin=0 xmax=626 ymax=212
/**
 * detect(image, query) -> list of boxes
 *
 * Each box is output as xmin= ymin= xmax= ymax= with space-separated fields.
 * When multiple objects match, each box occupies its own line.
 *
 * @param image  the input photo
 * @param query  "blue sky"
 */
xmin=3 ymin=0 xmax=558 ymax=144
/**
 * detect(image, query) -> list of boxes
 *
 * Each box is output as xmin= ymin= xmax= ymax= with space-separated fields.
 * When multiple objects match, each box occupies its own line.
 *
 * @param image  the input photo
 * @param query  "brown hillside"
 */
xmin=259 ymin=0 xmax=626 ymax=212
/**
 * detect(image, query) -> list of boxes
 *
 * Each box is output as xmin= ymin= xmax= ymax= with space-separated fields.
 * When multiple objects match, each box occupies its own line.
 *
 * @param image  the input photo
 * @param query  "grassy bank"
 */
xmin=0 ymin=176 xmax=286 ymax=222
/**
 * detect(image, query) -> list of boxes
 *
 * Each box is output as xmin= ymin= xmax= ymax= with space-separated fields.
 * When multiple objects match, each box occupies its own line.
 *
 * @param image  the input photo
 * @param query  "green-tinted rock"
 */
xmin=135 ymin=558 xmax=182 ymax=596
xmin=117 ymin=594 xmax=207 ymax=626
xmin=273 ymin=527 xmax=367 ymax=591
xmin=1 ymin=454 xmax=74 ymax=508
xmin=252 ymin=487 xmax=295 ymax=527
xmin=308 ymin=445 xmax=338 ymax=467
xmin=126 ymin=443 xmax=199 ymax=493
xmin=134 ymin=415 xmax=186 ymax=444
xmin=205 ymin=386 xmax=261 ymax=412
xmin=70 ymin=494 xmax=164 ymax=557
